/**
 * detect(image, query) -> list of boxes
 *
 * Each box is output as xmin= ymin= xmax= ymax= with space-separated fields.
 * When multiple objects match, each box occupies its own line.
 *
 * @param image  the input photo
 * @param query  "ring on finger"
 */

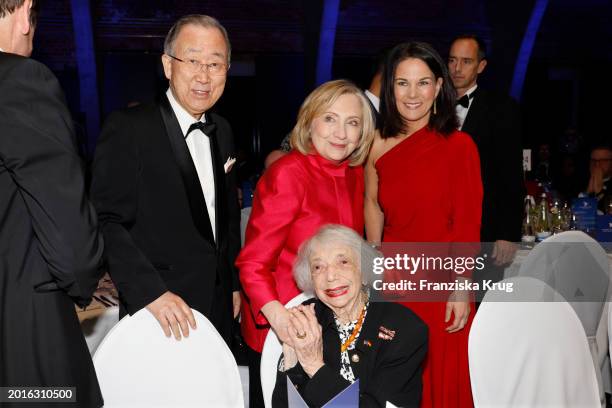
xmin=296 ymin=331 xmax=307 ymax=339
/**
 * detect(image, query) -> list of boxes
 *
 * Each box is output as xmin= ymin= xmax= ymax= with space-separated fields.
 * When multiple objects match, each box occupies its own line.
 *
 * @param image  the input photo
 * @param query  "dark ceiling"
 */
xmin=34 ymin=0 xmax=612 ymax=69
xmin=30 ymin=0 xmax=612 ymax=156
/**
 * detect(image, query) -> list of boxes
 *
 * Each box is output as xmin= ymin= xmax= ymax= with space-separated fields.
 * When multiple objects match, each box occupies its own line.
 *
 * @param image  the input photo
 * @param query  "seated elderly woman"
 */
xmin=272 ymin=225 xmax=427 ymax=407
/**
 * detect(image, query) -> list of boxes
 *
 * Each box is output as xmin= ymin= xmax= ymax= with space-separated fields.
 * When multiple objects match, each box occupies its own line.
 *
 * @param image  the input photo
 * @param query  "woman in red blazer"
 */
xmin=236 ymin=79 xmax=376 ymax=407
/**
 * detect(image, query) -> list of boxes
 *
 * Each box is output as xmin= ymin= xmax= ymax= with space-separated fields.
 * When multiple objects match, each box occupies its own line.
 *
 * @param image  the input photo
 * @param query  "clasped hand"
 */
xmin=587 ymin=166 xmax=604 ymax=195
xmin=281 ymin=304 xmax=324 ymax=377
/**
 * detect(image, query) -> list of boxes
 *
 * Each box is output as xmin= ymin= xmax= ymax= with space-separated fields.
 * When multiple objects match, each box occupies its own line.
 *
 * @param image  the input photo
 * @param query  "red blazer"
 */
xmin=236 ymin=150 xmax=364 ymax=351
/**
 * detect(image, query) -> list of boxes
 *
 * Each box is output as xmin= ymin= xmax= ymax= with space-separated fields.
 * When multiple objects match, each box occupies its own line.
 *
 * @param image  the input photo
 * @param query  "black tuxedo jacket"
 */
xmin=273 ymin=300 xmax=427 ymax=407
xmin=0 ymin=53 xmax=104 ymax=407
xmin=462 ymin=87 xmax=525 ymax=242
xmin=90 ymin=96 xmax=241 ymax=341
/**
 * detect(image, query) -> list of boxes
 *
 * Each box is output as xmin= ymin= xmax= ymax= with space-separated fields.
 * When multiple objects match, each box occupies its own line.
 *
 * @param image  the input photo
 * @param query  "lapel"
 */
xmin=354 ymin=302 xmax=383 ymax=353
xmin=208 ymin=113 xmax=226 ymax=248
xmin=158 ymin=96 xmax=215 ymax=245
xmin=316 ymin=301 xmax=343 ymax=372
xmin=351 ymin=302 xmax=384 ymax=379
xmin=315 ymin=299 xmax=385 ymax=380
xmin=461 ymin=87 xmax=486 ymax=147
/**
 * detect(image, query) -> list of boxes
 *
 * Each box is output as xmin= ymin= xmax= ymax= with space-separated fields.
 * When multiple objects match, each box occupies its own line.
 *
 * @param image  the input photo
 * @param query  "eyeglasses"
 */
xmin=590 ymin=158 xmax=612 ymax=164
xmin=166 ymin=54 xmax=228 ymax=76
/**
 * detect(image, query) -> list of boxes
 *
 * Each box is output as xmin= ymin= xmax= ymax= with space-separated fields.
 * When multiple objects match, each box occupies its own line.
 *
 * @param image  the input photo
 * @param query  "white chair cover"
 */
xmin=607 ymin=303 xmax=612 ymax=376
xmin=469 ymin=276 xmax=600 ymax=408
xmin=93 ymin=308 xmax=243 ymax=408
xmin=261 ymin=292 xmax=313 ymax=408
xmin=515 ymin=231 xmax=610 ymax=405
xmin=599 ymin=302 xmax=612 ymax=394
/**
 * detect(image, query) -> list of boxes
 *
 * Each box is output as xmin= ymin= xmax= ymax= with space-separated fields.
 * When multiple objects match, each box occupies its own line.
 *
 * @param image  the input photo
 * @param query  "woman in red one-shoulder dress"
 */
xmin=365 ymin=42 xmax=483 ymax=407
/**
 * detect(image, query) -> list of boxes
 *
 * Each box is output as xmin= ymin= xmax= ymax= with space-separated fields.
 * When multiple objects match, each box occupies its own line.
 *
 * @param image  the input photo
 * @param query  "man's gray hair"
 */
xmin=163 ymin=14 xmax=231 ymax=63
xmin=293 ymin=224 xmax=381 ymax=295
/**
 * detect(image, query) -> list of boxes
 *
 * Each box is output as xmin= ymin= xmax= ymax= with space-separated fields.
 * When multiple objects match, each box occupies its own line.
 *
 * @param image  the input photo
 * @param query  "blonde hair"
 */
xmin=289 ymin=79 xmax=375 ymax=166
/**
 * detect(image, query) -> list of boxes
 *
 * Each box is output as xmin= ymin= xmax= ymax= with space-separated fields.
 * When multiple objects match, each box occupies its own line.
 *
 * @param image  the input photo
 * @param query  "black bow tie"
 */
xmin=456 ymin=93 xmax=473 ymax=108
xmin=186 ymin=121 xmax=216 ymax=138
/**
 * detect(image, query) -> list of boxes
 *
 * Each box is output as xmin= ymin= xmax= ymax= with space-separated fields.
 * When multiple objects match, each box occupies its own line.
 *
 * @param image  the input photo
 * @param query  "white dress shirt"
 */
xmin=455 ymin=84 xmax=478 ymax=130
xmin=364 ymin=89 xmax=380 ymax=112
xmin=166 ymin=88 xmax=216 ymax=239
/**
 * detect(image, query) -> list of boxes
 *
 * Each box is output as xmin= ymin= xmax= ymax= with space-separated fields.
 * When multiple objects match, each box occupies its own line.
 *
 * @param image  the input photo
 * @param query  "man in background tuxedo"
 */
xmin=448 ymin=35 xmax=525 ymax=291
xmin=91 ymin=14 xmax=241 ymax=343
xmin=365 ymin=49 xmax=388 ymax=129
xmin=0 ymin=0 xmax=104 ymax=406
xmin=365 ymin=60 xmax=382 ymax=113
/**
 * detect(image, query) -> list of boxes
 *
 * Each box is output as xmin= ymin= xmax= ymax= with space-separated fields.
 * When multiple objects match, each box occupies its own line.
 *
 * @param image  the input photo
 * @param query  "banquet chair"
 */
xmin=93 ymin=308 xmax=243 ymax=407
xmin=607 ymin=303 xmax=612 ymax=375
xmin=516 ymin=230 xmax=610 ymax=405
xmin=599 ymin=301 xmax=612 ymax=395
xmin=469 ymin=276 xmax=600 ymax=407
xmin=260 ymin=292 xmax=313 ymax=408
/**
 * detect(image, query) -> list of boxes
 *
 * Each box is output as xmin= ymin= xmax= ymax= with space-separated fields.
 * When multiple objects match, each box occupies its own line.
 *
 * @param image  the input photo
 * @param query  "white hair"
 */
xmin=293 ymin=224 xmax=381 ymax=295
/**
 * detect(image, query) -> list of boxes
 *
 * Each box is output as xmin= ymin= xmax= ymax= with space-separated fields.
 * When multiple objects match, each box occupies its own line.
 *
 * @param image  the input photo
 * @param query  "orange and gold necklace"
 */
xmin=340 ymin=296 xmax=368 ymax=353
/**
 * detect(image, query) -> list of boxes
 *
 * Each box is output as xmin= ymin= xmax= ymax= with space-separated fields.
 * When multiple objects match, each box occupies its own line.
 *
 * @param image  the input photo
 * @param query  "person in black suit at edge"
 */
xmin=447 ymin=35 xmax=525 ymax=298
xmin=91 ymin=15 xmax=241 ymax=343
xmin=0 ymin=0 xmax=105 ymax=406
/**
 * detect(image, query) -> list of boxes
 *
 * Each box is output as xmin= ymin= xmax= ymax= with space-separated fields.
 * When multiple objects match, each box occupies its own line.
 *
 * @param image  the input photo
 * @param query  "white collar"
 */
xmin=364 ymin=90 xmax=380 ymax=112
xmin=165 ymin=88 xmax=206 ymax=137
xmin=461 ymin=84 xmax=478 ymax=99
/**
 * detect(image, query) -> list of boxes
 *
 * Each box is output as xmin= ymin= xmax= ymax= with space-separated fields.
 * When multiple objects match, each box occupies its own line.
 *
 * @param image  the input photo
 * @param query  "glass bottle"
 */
xmin=550 ymin=200 xmax=563 ymax=235
xmin=535 ymin=193 xmax=551 ymax=241
xmin=560 ymin=202 xmax=572 ymax=231
xmin=521 ymin=195 xmax=536 ymax=245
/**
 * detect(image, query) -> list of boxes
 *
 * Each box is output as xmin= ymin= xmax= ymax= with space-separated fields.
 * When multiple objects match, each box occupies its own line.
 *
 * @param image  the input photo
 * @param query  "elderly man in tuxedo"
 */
xmin=448 ymin=34 xmax=525 ymax=296
xmin=0 ymin=0 xmax=104 ymax=406
xmin=91 ymin=15 xmax=241 ymax=342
